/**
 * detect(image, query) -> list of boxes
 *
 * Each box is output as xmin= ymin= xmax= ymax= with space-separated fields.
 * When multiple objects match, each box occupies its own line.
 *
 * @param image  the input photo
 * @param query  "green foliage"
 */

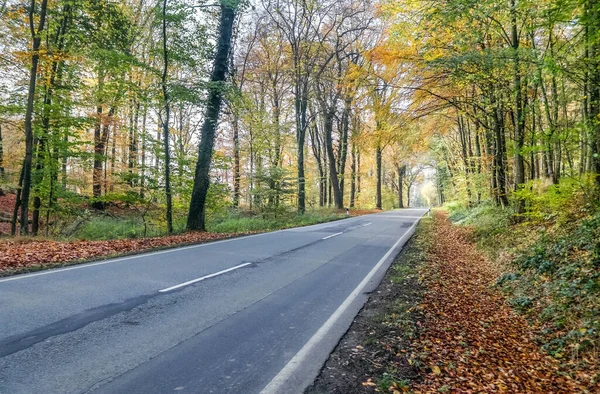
xmin=207 ymin=208 xmax=344 ymax=233
xmin=447 ymin=201 xmax=513 ymax=242
xmin=72 ymin=216 xmax=153 ymax=240
xmin=502 ymin=210 xmax=600 ymax=360
xmin=513 ymin=176 xmax=596 ymax=223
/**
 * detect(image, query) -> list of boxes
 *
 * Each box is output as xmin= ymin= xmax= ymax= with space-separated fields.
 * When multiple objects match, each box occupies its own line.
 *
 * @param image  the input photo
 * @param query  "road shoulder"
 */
xmin=306 ymin=217 xmax=431 ymax=393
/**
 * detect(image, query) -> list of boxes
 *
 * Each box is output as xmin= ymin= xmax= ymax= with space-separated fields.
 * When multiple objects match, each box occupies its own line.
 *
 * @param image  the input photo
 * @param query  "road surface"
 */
xmin=0 ymin=209 xmax=426 ymax=394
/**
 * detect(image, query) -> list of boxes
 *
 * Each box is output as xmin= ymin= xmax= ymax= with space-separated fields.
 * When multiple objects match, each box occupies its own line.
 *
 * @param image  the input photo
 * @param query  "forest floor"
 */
xmin=307 ymin=212 xmax=597 ymax=394
xmin=0 ymin=192 xmax=380 ymax=277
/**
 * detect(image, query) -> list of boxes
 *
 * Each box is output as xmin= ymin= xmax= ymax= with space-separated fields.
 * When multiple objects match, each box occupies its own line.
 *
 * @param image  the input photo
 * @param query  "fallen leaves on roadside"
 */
xmin=411 ymin=212 xmax=597 ymax=393
xmin=0 ymin=231 xmax=253 ymax=275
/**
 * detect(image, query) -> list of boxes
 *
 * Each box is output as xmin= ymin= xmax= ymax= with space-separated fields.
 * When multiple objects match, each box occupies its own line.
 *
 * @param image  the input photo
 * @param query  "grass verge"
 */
xmin=306 ymin=217 xmax=433 ymax=394
xmin=0 ymin=208 xmax=376 ymax=278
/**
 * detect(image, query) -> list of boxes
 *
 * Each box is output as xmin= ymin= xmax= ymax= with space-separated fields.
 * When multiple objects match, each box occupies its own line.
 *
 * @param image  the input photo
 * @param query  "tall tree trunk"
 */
xmin=268 ymin=88 xmax=282 ymax=207
xmin=324 ymin=110 xmax=342 ymax=209
xmin=31 ymin=137 xmax=44 ymax=236
xmin=17 ymin=0 xmax=49 ymax=235
xmin=0 ymin=124 xmax=4 ymax=177
xmin=140 ymin=105 xmax=147 ymax=199
xmin=337 ymin=96 xmax=351 ymax=204
xmin=511 ymin=0 xmax=526 ymax=214
xmin=162 ymin=0 xmax=173 ymax=233
xmin=309 ymin=119 xmax=325 ymax=207
xmin=350 ymin=141 xmax=356 ymax=208
xmin=92 ymin=72 xmax=110 ymax=206
xmin=187 ymin=1 xmax=237 ymax=231
xmin=357 ymin=148 xmax=361 ymax=197
xmin=129 ymin=100 xmax=139 ymax=188
xmin=397 ymin=164 xmax=405 ymax=208
xmin=376 ymin=144 xmax=382 ymax=210
xmin=511 ymin=0 xmax=525 ymax=187
xmin=495 ymin=105 xmax=509 ymax=207
xmin=458 ymin=115 xmax=473 ymax=205
xmin=232 ymin=114 xmax=241 ymax=207
xmin=587 ymin=0 xmax=600 ymax=189
xmin=296 ymin=86 xmax=308 ymax=213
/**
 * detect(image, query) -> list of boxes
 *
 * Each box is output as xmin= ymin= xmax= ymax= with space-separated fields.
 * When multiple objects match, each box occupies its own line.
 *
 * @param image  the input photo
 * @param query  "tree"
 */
xmin=15 ymin=0 xmax=49 ymax=235
xmin=187 ymin=0 xmax=239 ymax=231
xmin=161 ymin=0 xmax=173 ymax=233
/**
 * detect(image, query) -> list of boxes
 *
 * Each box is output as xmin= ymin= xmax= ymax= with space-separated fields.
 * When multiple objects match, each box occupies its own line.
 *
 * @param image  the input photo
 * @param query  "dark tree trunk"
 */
xmin=17 ymin=0 xmax=49 ymax=235
xmin=357 ymin=148 xmax=361 ymax=196
xmin=0 ymin=124 xmax=4 ymax=177
xmin=92 ymin=68 xmax=110 ymax=206
xmin=337 ymin=97 xmax=351 ymax=204
xmin=376 ymin=144 xmax=382 ymax=210
xmin=33 ymin=12 xmax=69 ymax=235
xmin=350 ymin=141 xmax=356 ymax=208
xmin=493 ymin=103 xmax=509 ymax=207
xmin=140 ymin=105 xmax=147 ymax=199
xmin=187 ymin=2 xmax=237 ymax=231
xmin=397 ymin=164 xmax=406 ymax=208
xmin=511 ymin=0 xmax=525 ymax=191
xmin=232 ymin=115 xmax=241 ymax=207
xmin=458 ymin=115 xmax=473 ymax=205
xmin=268 ymin=88 xmax=282 ymax=207
xmin=587 ymin=0 xmax=600 ymax=190
xmin=11 ymin=167 xmax=24 ymax=235
xmin=31 ymin=137 xmax=44 ymax=236
xmin=162 ymin=0 xmax=173 ymax=233
xmin=309 ymin=119 xmax=325 ymax=207
xmin=296 ymin=89 xmax=308 ymax=213
xmin=324 ymin=110 xmax=342 ymax=209
xmin=128 ymin=100 xmax=139 ymax=188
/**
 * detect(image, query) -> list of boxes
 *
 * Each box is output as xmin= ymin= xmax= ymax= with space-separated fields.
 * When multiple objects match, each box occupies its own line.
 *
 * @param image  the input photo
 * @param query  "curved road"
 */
xmin=0 ymin=209 xmax=426 ymax=394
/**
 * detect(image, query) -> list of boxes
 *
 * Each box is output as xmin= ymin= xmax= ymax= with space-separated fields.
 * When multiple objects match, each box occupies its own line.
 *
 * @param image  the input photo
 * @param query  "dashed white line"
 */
xmin=362 ymin=222 xmax=372 ymax=227
xmin=260 ymin=219 xmax=421 ymax=394
xmin=321 ymin=232 xmax=343 ymax=240
xmin=158 ymin=263 xmax=252 ymax=293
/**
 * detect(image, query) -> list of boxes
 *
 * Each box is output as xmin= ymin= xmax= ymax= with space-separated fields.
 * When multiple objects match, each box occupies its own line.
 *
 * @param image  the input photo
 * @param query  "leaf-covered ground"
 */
xmin=0 ymin=190 xmax=380 ymax=277
xmin=411 ymin=213 xmax=594 ymax=393
xmin=308 ymin=212 xmax=597 ymax=394
xmin=0 ymin=231 xmax=249 ymax=276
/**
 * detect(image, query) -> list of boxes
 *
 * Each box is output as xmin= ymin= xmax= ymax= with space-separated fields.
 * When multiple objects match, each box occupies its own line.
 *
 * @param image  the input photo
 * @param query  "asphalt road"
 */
xmin=0 ymin=209 xmax=426 ymax=394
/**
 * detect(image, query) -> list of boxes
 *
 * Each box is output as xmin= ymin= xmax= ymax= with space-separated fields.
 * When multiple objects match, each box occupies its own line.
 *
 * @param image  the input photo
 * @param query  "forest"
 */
xmin=0 ymin=0 xmax=597 ymax=236
xmin=1 ymin=0 xmax=600 ymax=392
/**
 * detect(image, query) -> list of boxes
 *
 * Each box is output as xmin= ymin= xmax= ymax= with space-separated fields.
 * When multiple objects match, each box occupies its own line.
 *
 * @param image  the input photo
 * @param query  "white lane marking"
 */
xmin=321 ymin=232 xmax=343 ymax=240
xmin=0 ymin=233 xmax=266 ymax=284
xmin=260 ymin=218 xmax=421 ymax=394
xmin=0 ymin=209 xmax=405 ymax=284
xmin=158 ymin=263 xmax=252 ymax=293
xmin=362 ymin=222 xmax=372 ymax=227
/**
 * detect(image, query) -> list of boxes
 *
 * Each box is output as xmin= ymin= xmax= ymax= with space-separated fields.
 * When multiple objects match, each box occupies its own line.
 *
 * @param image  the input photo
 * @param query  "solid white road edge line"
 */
xmin=259 ymin=217 xmax=421 ymax=394
xmin=158 ymin=262 xmax=252 ymax=293
xmin=321 ymin=232 xmax=343 ymax=240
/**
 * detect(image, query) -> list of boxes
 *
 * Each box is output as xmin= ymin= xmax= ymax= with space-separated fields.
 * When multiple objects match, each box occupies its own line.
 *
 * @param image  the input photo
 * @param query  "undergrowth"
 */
xmin=65 ymin=207 xmax=346 ymax=240
xmin=446 ymin=177 xmax=600 ymax=383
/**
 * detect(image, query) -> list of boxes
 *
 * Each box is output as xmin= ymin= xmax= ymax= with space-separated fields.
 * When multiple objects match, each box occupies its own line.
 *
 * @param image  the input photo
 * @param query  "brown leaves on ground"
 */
xmin=349 ymin=209 xmax=384 ymax=216
xmin=412 ymin=212 xmax=594 ymax=394
xmin=0 ymin=231 xmax=248 ymax=275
